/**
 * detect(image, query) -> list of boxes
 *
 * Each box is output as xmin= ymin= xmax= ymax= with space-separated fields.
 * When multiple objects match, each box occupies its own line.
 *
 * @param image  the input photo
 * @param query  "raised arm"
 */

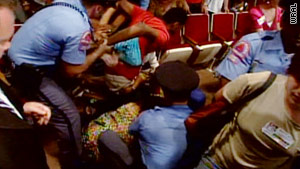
xmin=107 ymin=22 xmax=159 ymax=45
xmin=117 ymin=0 xmax=135 ymax=15
xmin=62 ymin=43 xmax=112 ymax=77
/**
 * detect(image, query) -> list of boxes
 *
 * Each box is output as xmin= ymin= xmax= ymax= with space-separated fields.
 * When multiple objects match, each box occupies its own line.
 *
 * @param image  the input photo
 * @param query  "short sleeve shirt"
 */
xmin=8 ymin=0 xmax=91 ymax=67
xmin=215 ymin=31 xmax=293 ymax=81
xmin=129 ymin=105 xmax=193 ymax=169
xmin=211 ymin=72 xmax=300 ymax=169
xmin=106 ymin=5 xmax=169 ymax=80
xmin=250 ymin=7 xmax=283 ymax=31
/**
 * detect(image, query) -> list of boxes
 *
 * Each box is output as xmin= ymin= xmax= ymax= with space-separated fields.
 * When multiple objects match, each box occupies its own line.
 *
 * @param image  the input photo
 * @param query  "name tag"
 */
xmin=262 ymin=121 xmax=294 ymax=149
xmin=257 ymin=16 xmax=266 ymax=25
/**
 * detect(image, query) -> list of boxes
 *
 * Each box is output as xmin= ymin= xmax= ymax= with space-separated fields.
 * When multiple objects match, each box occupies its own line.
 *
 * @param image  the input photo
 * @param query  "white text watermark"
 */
xmin=290 ymin=3 xmax=297 ymax=24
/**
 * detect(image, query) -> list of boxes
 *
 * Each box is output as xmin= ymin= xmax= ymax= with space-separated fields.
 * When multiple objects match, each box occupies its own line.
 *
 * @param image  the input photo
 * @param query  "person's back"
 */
xmin=9 ymin=0 xmax=90 ymax=67
xmin=129 ymin=61 xmax=202 ymax=169
xmin=215 ymin=3 xmax=300 ymax=86
xmin=130 ymin=105 xmax=193 ymax=169
xmin=215 ymin=30 xmax=292 ymax=81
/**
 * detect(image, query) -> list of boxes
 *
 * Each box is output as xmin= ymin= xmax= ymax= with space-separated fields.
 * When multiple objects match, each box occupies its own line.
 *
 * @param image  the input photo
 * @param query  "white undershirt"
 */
xmin=0 ymin=88 xmax=23 ymax=119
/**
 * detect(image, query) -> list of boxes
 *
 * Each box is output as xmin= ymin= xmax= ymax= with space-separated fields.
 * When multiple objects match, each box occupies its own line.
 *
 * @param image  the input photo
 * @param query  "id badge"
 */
xmin=257 ymin=16 xmax=266 ymax=25
xmin=262 ymin=121 xmax=294 ymax=149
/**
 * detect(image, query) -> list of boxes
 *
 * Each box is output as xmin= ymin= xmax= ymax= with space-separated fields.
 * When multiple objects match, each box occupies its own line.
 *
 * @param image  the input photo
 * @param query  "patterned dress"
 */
xmin=82 ymin=102 xmax=141 ymax=161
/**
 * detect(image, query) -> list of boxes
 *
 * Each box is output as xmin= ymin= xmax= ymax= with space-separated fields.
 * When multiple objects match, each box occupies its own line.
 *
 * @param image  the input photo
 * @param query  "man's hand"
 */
xmin=23 ymin=102 xmax=51 ymax=125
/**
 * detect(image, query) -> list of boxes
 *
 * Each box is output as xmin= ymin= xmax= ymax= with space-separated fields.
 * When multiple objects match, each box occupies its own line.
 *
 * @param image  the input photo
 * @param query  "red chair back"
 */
xmin=235 ymin=12 xmax=254 ymax=40
xmin=164 ymin=29 xmax=183 ymax=49
xmin=184 ymin=14 xmax=210 ymax=44
xmin=211 ymin=13 xmax=235 ymax=41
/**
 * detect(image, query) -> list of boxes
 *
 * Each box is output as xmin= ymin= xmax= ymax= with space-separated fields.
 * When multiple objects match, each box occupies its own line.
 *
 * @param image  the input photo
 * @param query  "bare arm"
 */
xmin=224 ymin=0 xmax=229 ymax=12
xmin=107 ymin=22 xmax=159 ymax=45
xmin=219 ymin=76 xmax=230 ymax=88
xmin=202 ymin=0 xmax=209 ymax=14
xmin=99 ymin=7 xmax=117 ymax=25
xmin=62 ymin=44 xmax=111 ymax=77
xmin=117 ymin=0 xmax=135 ymax=16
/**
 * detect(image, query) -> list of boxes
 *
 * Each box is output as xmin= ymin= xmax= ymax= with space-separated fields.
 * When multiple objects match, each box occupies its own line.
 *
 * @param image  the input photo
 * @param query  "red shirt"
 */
xmin=107 ymin=5 xmax=169 ymax=80
xmin=186 ymin=0 xmax=203 ymax=4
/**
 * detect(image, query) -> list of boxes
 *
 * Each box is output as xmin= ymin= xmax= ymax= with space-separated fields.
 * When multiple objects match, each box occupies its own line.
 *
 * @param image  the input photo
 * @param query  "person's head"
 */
xmin=279 ymin=0 xmax=300 ymax=54
xmin=286 ymin=51 xmax=300 ymax=111
xmin=155 ymin=61 xmax=199 ymax=103
xmin=82 ymin=0 xmax=116 ymax=19
xmin=0 ymin=0 xmax=15 ymax=58
xmin=257 ymin=0 xmax=279 ymax=7
xmin=162 ymin=7 xmax=187 ymax=34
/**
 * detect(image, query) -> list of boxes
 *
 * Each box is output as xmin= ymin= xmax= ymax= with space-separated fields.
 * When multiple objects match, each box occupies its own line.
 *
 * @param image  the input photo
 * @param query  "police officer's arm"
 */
xmin=61 ymin=44 xmax=111 ymax=77
xmin=107 ymin=22 xmax=159 ymax=45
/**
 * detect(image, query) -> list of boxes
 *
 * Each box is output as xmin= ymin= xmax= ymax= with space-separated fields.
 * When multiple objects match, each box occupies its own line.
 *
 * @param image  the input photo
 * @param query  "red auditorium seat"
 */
xmin=164 ymin=29 xmax=184 ymax=49
xmin=235 ymin=11 xmax=255 ymax=40
xmin=211 ymin=13 xmax=235 ymax=42
xmin=183 ymin=13 xmax=210 ymax=44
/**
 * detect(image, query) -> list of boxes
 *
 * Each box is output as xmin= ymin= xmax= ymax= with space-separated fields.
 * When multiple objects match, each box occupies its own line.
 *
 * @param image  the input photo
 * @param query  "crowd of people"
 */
xmin=0 ymin=0 xmax=300 ymax=169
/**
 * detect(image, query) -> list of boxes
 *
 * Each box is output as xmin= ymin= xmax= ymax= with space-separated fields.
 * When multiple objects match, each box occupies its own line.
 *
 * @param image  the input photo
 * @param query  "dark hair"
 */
xmin=287 ymin=51 xmax=300 ymax=80
xmin=82 ymin=0 xmax=117 ymax=7
xmin=0 ymin=0 xmax=17 ymax=11
xmin=162 ymin=7 xmax=187 ymax=25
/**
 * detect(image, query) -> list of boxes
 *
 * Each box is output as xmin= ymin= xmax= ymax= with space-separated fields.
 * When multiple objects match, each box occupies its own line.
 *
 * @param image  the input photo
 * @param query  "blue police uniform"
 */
xmin=215 ymin=31 xmax=293 ymax=81
xmin=9 ymin=0 xmax=90 ymax=67
xmin=8 ymin=0 xmax=92 ymax=167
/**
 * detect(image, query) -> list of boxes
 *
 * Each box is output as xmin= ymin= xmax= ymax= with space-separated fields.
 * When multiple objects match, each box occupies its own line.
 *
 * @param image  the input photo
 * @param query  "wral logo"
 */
xmin=290 ymin=3 xmax=297 ymax=24
xmin=79 ymin=31 xmax=93 ymax=51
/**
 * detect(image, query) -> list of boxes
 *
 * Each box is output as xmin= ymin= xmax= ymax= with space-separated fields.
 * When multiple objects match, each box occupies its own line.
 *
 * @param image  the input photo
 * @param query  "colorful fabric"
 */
xmin=250 ymin=7 xmax=283 ymax=31
xmin=82 ymin=102 xmax=141 ymax=161
xmin=195 ymin=153 xmax=223 ymax=169
xmin=106 ymin=5 xmax=169 ymax=80
xmin=114 ymin=37 xmax=142 ymax=66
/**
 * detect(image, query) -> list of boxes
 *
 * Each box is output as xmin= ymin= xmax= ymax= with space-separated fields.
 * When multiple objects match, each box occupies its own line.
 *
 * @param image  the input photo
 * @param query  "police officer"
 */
xmin=215 ymin=0 xmax=300 ymax=86
xmin=8 ymin=0 xmax=112 ymax=168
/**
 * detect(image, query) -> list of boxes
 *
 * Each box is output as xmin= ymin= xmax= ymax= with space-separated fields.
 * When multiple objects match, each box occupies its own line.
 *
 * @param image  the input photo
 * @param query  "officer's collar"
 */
xmin=262 ymin=31 xmax=284 ymax=51
xmin=53 ymin=0 xmax=85 ymax=12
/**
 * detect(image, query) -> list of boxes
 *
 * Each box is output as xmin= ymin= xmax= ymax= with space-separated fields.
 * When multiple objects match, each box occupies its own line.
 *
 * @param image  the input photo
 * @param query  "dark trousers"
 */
xmin=11 ymin=66 xmax=82 ymax=169
xmin=39 ymin=77 xmax=82 ymax=166
xmin=0 ymin=108 xmax=48 ymax=169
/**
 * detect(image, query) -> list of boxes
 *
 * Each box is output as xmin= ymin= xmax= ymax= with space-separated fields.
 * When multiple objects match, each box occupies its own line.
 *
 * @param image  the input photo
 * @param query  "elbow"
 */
xmin=62 ymin=65 xmax=88 ymax=78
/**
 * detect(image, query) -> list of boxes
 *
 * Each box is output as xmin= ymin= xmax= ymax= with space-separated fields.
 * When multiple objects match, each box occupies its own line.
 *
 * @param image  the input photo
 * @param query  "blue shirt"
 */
xmin=129 ymin=105 xmax=193 ymax=169
xmin=8 ymin=0 xmax=91 ymax=67
xmin=216 ymin=31 xmax=293 ymax=80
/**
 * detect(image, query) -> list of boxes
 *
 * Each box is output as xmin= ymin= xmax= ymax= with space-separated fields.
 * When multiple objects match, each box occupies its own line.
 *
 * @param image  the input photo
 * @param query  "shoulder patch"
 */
xmin=228 ymin=40 xmax=250 ymax=64
xmin=79 ymin=31 xmax=93 ymax=51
